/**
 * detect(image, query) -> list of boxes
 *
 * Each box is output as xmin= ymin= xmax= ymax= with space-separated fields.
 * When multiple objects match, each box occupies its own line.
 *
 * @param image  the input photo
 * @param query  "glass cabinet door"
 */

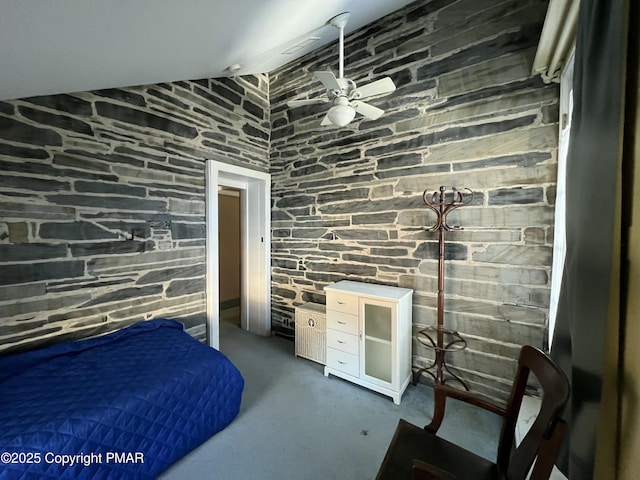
xmin=362 ymin=301 xmax=393 ymax=385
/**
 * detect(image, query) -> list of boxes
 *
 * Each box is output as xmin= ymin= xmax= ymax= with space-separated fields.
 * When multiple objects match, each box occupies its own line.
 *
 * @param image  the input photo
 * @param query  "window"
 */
xmin=548 ymin=50 xmax=575 ymax=348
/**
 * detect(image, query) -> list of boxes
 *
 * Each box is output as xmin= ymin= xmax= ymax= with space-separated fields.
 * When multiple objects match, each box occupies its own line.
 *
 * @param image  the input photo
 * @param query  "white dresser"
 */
xmin=324 ymin=280 xmax=413 ymax=405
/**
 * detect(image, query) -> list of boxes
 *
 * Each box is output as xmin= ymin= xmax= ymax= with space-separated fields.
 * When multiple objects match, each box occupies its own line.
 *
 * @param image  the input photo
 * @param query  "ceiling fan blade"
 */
xmin=314 ymin=71 xmax=342 ymax=92
xmin=354 ymin=77 xmax=396 ymax=99
xmin=287 ymin=98 xmax=326 ymax=107
xmin=352 ymin=101 xmax=385 ymax=120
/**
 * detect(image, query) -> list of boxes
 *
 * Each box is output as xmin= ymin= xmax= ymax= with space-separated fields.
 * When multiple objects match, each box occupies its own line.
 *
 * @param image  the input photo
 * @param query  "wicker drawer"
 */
xmin=326 ymin=291 xmax=359 ymax=315
xmin=295 ymin=303 xmax=326 ymax=365
xmin=326 ymin=348 xmax=359 ymax=377
xmin=327 ymin=329 xmax=358 ymax=356
xmin=327 ymin=311 xmax=358 ymax=335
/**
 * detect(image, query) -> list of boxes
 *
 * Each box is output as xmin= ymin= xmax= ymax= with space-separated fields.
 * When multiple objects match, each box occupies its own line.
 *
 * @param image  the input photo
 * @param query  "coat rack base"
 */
xmin=412 ymin=326 xmax=469 ymax=390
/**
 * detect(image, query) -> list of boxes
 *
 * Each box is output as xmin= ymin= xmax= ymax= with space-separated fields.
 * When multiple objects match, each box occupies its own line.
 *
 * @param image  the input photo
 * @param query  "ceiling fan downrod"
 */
xmin=330 ymin=12 xmax=351 ymax=80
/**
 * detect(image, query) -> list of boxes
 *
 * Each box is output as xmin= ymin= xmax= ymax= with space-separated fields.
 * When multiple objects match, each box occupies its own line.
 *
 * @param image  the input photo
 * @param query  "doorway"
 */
xmin=205 ymin=160 xmax=271 ymax=349
xmin=218 ymin=187 xmax=242 ymax=327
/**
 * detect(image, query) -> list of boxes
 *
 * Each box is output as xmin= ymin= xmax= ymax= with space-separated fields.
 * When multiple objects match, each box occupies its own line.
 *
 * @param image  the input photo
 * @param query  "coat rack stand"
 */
xmin=413 ymin=186 xmax=473 ymax=389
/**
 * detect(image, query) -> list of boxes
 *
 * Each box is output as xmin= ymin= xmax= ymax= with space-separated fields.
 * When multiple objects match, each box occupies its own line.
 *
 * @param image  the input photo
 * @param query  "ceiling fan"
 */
xmin=286 ymin=12 xmax=396 ymax=127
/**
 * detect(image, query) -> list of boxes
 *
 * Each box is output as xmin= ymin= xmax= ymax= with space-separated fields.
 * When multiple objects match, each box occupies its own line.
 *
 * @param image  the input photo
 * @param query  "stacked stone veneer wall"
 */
xmin=270 ymin=0 xmax=559 ymax=400
xmin=0 ymin=76 xmax=269 ymax=355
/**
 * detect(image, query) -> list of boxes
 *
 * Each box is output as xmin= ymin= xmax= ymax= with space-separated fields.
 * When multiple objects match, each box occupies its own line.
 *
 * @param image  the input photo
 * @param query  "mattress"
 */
xmin=0 ymin=319 xmax=244 ymax=479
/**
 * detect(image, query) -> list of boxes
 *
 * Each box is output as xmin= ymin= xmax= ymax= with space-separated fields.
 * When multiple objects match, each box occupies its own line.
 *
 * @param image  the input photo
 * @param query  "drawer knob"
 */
xmin=337 ymin=320 xmax=346 ymax=325
xmin=337 ymin=340 xmax=346 ymax=344
xmin=337 ymin=301 xmax=346 ymax=305
xmin=338 ymin=360 xmax=346 ymax=365
xmin=307 ymin=318 xmax=315 ymax=327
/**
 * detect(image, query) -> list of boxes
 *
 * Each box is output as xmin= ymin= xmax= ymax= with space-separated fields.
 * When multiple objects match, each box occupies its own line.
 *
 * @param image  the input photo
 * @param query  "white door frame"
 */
xmin=205 ymin=160 xmax=271 ymax=349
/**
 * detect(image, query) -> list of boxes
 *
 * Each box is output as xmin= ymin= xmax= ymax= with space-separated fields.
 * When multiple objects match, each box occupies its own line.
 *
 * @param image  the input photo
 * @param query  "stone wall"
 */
xmin=0 ymin=76 xmax=269 ymax=355
xmin=269 ymin=0 xmax=559 ymax=400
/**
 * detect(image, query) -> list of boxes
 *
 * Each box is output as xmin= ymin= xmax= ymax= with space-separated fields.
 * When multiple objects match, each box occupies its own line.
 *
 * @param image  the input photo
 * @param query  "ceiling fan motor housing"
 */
xmin=327 ymin=78 xmax=357 ymax=100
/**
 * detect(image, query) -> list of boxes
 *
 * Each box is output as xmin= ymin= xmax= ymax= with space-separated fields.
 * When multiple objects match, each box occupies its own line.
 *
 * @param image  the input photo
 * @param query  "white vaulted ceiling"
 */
xmin=0 ymin=0 xmax=418 ymax=101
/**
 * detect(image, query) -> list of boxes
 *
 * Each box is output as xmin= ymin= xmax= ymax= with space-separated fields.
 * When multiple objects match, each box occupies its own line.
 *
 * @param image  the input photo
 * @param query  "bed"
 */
xmin=0 ymin=318 xmax=244 ymax=479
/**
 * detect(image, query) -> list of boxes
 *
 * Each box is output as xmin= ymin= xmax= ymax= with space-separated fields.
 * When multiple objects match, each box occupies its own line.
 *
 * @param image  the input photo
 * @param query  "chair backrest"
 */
xmin=497 ymin=345 xmax=570 ymax=480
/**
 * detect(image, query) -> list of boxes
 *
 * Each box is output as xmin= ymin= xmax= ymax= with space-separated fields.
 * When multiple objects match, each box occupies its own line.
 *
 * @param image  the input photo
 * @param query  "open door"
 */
xmin=205 ymin=160 xmax=271 ymax=349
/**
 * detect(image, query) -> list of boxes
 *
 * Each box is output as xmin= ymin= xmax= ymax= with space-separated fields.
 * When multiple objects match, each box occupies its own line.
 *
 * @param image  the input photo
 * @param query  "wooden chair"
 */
xmin=375 ymin=345 xmax=569 ymax=480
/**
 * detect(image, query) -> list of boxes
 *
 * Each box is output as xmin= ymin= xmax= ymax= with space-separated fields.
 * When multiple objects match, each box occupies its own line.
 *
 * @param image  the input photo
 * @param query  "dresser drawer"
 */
xmin=327 ymin=329 xmax=358 ymax=356
xmin=327 ymin=311 xmax=358 ymax=335
xmin=326 ymin=292 xmax=359 ymax=315
xmin=327 ymin=348 xmax=359 ymax=377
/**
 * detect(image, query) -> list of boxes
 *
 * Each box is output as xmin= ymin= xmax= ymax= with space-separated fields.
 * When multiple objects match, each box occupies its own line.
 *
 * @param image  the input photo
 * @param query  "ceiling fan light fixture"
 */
xmin=327 ymin=98 xmax=355 ymax=126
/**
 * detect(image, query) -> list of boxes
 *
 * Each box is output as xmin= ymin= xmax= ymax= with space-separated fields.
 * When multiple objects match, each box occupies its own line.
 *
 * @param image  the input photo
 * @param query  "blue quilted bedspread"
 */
xmin=0 ymin=319 xmax=244 ymax=479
